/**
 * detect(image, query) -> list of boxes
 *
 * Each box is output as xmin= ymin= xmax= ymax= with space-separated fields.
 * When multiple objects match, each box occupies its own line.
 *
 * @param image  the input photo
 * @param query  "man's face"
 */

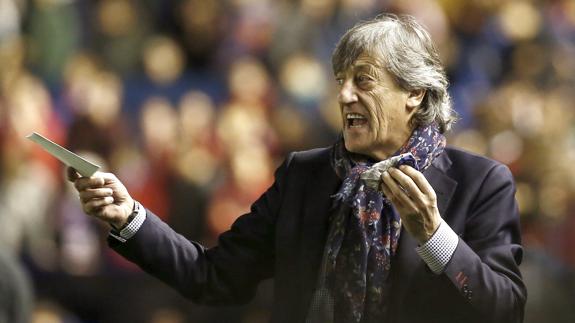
xmin=336 ymin=53 xmax=417 ymax=160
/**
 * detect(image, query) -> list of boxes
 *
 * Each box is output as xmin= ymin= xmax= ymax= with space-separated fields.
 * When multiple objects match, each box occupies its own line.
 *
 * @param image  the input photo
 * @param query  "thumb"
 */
xmin=98 ymin=172 xmax=121 ymax=185
xmin=67 ymin=167 xmax=81 ymax=182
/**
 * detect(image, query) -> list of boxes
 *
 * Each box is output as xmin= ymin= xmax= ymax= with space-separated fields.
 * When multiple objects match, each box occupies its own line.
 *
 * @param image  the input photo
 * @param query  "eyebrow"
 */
xmin=352 ymin=63 xmax=382 ymax=77
xmin=335 ymin=60 xmax=383 ymax=77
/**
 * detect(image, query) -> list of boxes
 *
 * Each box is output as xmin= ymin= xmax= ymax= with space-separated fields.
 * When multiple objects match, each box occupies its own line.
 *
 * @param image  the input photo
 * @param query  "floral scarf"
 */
xmin=306 ymin=123 xmax=446 ymax=323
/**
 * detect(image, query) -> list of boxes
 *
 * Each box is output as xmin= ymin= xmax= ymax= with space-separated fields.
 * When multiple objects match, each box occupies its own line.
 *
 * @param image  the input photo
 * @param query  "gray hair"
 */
xmin=332 ymin=14 xmax=457 ymax=133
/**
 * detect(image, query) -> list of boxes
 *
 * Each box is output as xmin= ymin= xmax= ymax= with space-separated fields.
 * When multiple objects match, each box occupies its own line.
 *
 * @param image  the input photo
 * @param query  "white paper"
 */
xmin=26 ymin=132 xmax=100 ymax=177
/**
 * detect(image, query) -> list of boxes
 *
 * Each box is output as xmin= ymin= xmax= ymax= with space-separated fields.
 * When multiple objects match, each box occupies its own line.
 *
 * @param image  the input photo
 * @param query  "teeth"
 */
xmin=346 ymin=113 xmax=365 ymax=120
xmin=346 ymin=112 xmax=367 ymax=128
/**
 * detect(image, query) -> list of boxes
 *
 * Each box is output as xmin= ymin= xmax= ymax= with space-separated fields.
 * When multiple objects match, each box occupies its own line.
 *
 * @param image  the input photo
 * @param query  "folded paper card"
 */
xmin=26 ymin=132 xmax=100 ymax=177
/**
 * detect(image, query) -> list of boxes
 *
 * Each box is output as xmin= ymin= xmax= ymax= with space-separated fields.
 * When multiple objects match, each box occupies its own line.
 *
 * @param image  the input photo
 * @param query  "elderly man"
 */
xmin=69 ymin=14 xmax=526 ymax=323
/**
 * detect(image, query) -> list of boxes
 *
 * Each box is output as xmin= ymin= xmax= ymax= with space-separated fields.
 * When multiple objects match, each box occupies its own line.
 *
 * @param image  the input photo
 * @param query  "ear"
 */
xmin=406 ymin=89 xmax=426 ymax=110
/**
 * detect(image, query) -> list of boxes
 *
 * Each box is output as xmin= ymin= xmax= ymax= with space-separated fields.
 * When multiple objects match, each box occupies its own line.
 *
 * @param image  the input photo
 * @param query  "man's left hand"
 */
xmin=380 ymin=165 xmax=441 ymax=244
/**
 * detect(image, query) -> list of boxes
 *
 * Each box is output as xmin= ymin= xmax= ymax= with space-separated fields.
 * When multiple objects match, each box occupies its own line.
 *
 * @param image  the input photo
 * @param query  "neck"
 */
xmin=368 ymin=130 xmax=414 ymax=161
xmin=369 ymin=146 xmax=400 ymax=161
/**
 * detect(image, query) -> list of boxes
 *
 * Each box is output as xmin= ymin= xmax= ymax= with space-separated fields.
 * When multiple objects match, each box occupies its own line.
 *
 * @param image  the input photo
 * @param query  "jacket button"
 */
xmin=464 ymin=290 xmax=472 ymax=300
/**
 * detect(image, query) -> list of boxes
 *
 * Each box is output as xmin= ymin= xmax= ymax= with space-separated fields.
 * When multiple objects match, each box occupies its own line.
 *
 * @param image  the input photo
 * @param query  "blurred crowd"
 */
xmin=1 ymin=0 xmax=575 ymax=322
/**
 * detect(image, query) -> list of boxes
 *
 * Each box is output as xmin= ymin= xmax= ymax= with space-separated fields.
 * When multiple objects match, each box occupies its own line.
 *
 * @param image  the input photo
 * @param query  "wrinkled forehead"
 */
xmin=338 ymin=52 xmax=386 ymax=76
xmin=332 ymin=46 xmax=387 ymax=76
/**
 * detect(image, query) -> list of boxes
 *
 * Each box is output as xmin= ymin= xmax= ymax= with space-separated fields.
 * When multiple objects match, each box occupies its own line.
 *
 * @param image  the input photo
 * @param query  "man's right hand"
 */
xmin=67 ymin=168 xmax=135 ymax=229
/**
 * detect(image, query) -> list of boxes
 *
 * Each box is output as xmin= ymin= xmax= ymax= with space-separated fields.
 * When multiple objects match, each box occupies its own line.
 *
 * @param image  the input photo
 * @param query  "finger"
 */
xmin=399 ymin=165 xmax=436 ymax=199
xmin=75 ymin=175 xmax=106 ymax=191
xmin=391 ymin=167 xmax=436 ymax=210
xmin=380 ymin=180 xmax=400 ymax=204
xmin=381 ymin=175 xmax=416 ymax=211
xmin=382 ymin=171 xmax=411 ymax=206
xmin=67 ymin=167 xmax=81 ymax=182
xmin=98 ymin=172 xmax=119 ymax=185
xmin=83 ymin=196 xmax=115 ymax=214
xmin=79 ymin=188 xmax=114 ymax=203
xmin=388 ymin=167 xmax=421 ymax=198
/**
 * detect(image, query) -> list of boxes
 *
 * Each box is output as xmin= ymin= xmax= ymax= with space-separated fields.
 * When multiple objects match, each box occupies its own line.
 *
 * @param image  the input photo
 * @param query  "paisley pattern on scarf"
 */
xmin=310 ymin=123 xmax=446 ymax=323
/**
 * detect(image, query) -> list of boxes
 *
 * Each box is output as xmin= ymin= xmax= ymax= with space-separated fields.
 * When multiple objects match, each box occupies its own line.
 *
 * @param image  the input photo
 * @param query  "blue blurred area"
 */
xmin=1 ymin=0 xmax=575 ymax=322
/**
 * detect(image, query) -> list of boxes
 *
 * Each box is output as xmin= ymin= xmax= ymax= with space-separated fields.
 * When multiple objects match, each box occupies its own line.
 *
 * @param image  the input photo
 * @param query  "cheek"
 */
xmin=369 ymin=93 xmax=389 ymax=131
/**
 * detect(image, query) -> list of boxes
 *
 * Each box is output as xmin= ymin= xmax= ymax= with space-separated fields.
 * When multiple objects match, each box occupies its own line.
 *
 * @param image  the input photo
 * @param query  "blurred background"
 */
xmin=0 ymin=0 xmax=574 ymax=322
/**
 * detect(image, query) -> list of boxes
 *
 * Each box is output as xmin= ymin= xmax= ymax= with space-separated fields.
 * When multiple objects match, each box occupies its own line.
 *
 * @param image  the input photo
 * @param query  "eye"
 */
xmin=336 ymin=78 xmax=344 ymax=86
xmin=357 ymin=75 xmax=372 ymax=83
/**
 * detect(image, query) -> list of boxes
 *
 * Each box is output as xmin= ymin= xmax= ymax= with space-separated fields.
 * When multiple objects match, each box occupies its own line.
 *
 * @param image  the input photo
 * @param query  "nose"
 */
xmin=338 ymin=79 xmax=358 ymax=105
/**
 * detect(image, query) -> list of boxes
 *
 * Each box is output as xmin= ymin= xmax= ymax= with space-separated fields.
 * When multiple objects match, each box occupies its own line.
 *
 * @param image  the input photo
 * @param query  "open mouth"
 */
xmin=346 ymin=113 xmax=368 ymax=128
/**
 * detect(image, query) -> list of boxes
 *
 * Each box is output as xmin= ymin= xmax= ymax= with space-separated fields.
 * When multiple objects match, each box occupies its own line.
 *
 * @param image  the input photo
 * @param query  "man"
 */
xmin=69 ymin=14 xmax=526 ymax=323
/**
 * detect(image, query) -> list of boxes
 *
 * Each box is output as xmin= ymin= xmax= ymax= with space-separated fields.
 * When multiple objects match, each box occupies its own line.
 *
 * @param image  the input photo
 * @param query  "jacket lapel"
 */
xmin=425 ymin=152 xmax=457 ymax=219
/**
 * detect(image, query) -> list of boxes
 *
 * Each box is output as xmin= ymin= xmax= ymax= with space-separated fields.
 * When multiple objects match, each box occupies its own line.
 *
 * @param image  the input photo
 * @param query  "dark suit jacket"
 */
xmin=110 ymin=146 xmax=527 ymax=323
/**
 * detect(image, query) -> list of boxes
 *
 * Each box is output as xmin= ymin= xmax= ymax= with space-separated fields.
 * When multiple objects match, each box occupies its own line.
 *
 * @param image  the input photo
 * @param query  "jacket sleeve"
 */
xmin=108 ymin=153 xmax=295 ymax=305
xmin=443 ymin=164 xmax=527 ymax=322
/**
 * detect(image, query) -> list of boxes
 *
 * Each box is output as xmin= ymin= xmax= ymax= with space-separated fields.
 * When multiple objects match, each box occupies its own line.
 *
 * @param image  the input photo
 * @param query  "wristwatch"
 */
xmin=111 ymin=201 xmax=138 ymax=232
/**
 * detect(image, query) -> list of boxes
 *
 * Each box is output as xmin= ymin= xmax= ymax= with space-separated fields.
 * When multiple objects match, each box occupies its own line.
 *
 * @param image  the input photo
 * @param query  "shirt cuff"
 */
xmin=109 ymin=201 xmax=146 ymax=243
xmin=415 ymin=219 xmax=459 ymax=274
